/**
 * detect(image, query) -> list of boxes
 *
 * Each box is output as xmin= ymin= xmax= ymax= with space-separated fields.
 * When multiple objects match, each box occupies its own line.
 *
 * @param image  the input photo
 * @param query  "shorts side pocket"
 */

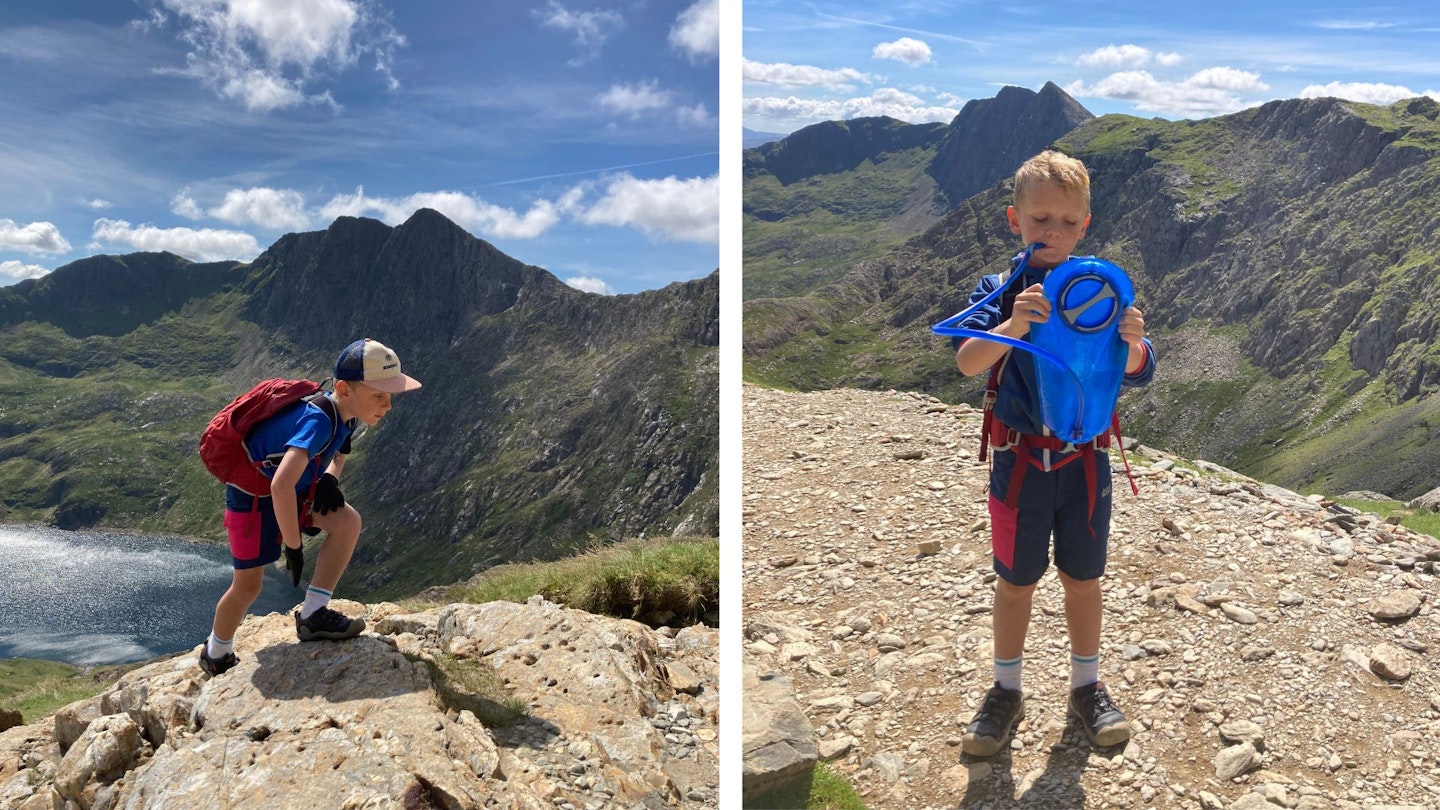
xmin=988 ymin=493 xmax=1018 ymax=571
xmin=224 ymin=508 xmax=263 ymax=561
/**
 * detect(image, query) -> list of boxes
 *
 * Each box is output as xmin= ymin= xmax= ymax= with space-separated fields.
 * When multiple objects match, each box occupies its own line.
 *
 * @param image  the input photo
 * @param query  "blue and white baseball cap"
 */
xmin=334 ymin=338 xmax=422 ymax=393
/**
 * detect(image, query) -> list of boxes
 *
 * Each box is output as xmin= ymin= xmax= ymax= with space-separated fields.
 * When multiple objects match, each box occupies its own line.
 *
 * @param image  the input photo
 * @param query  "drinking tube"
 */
xmin=931 ymin=244 xmax=1132 ymax=442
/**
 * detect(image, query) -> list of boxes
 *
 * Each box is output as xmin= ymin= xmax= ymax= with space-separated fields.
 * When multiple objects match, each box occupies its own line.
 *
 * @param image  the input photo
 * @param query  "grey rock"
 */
xmin=1215 ymin=741 xmax=1262 ymax=780
xmin=743 ymin=658 xmax=817 ymax=805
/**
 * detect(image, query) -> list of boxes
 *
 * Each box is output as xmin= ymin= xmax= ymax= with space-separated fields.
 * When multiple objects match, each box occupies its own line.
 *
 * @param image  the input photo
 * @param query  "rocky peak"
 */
xmin=244 ymin=209 xmax=532 ymax=353
xmin=0 ymin=598 xmax=718 ymax=809
xmin=926 ymin=81 xmax=1095 ymax=205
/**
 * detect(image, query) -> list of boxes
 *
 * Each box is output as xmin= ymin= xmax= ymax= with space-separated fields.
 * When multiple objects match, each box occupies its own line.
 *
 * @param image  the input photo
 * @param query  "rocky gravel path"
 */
xmin=743 ymin=384 xmax=1440 ymax=810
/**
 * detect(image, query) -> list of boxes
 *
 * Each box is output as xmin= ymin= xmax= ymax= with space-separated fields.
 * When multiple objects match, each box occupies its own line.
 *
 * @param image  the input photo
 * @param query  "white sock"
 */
xmin=299 ymin=585 xmax=333 ymax=620
xmin=1071 ymin=652 xmax=1100 ymax=689
xmin=206 ymin=632 xmax=234 ymax=659
xmin=994 ymin=655 xmax=1023 ymax=692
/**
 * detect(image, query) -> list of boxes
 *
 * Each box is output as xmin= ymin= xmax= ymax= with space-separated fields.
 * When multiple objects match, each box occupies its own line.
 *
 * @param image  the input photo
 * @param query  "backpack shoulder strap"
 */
xmin=303 ymin=391 xmax=342 ymax=456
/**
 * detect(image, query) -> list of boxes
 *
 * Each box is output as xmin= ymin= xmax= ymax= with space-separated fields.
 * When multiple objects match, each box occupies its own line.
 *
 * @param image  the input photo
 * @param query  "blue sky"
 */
xmin=0 ymin=0 xmax=718 ymax=294
xmin=744 ymin=1 xmax=1440 ymax=136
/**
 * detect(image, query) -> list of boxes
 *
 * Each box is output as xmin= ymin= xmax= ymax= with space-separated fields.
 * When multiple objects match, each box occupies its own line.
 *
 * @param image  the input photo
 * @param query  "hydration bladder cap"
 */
xmin=1053 ymin=258 xmax=1126 ymax=333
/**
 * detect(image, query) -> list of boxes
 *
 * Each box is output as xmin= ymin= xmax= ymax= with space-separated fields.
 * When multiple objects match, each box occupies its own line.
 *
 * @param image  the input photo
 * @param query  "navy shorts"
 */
xmin=987 ymin=447 xmax=1112 ymax=586
xmin=223 ymin=488 xmax=310 ymax=570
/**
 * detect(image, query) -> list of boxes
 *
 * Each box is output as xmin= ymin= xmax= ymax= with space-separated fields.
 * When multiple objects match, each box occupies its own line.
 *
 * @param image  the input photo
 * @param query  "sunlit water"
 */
xmin=0 ymin=524 xmax=302 ymax=666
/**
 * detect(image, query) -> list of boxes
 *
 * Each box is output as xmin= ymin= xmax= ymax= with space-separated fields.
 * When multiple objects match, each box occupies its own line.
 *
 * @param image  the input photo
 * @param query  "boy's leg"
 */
xmin=202 ymin=566 xmax=265 ymax=674
xmin=294 ymin=503 xmax=365 ymax=641
xmin=308 ymin=502 xmax=361 ymax=592
xmin=1057 ymin=571 xmax=1102 ymax=675
xmin=212 ymin=567 xmax=266 ymax=641
xmin=962 ymin=449 xmax=1053 ymax=757
xmin=1053 ymin=454 xmax=1128 ymax=746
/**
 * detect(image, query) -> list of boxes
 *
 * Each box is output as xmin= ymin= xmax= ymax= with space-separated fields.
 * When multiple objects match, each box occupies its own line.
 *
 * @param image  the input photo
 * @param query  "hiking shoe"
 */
xmin=295 ymin=606 xmax=366 ymax=641
xmin=1069 ymin=681 xmax=1130 ymax=747
xmin=198 ymin=646 xmax=239 ymax=677
xmin=961 ymin=683 xmax=1025 ymax=757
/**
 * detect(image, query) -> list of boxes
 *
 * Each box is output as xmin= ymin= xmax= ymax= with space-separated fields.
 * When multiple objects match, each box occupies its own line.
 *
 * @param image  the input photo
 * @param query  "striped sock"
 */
xmin=299 ymin=585 xmax=333 ymax=620
xmin=994 ymin=655 xmax=1023 ymax=692
xmin=206 ymin=632 xmax=234 ymax=659
xmin=1071 ymin=652 xmax=1100 ymax=690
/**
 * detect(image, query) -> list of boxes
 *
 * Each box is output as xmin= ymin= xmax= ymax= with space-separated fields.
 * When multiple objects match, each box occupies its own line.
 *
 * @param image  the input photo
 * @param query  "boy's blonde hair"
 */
xmin=1014 ymin=150 xmax=1090 ymax=211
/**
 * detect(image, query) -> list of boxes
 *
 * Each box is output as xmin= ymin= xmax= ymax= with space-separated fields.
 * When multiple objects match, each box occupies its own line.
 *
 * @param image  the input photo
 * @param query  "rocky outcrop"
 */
xmin=0 ymin=599 xmax=718 ymax=810
xmin=743 ymin=384 xmax=1440 ymax=810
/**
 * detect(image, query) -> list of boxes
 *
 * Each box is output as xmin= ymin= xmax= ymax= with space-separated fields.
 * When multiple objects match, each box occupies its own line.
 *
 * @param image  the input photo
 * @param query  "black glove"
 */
xmin=314 ymin=473 xmax=345 ymax=515
xmin=284 ymin=544 xmax=305 ymax=588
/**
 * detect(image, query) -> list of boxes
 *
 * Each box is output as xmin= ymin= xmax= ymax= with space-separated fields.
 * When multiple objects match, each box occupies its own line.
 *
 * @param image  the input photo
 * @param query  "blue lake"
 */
xmin=0 ymin=524 xmax=302 ymax=667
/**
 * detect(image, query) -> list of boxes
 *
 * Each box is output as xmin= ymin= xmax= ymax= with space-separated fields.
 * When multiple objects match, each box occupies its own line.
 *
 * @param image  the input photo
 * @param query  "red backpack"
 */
xmin=198 ymin=379 xmax=339 ymax=497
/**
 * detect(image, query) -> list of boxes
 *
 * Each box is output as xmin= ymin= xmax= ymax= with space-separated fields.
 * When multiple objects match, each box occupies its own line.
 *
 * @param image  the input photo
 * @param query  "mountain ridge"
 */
xmin=743 ymin=83 xmax=1094 ymax=300
xmin=743 ymin=92 xmax=1440 ymax=500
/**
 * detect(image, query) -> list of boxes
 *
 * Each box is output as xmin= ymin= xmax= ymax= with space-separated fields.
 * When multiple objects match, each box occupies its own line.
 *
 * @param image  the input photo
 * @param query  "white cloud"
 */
xmin=318 ymin=188 xmax=562 ymax=240
xmin=1316 ymin=20 xmax=1394 ymax=30
xmin=669 ymin=0 xmax=717 ymax=61
xmin=91 ymin=218 xmax=261 ymax=262
xmin=577 ymin=173 xmax=718 ymax=243
xmin=535 ymin=0 xmax=623 ymax=65
xmin=83 ymin=198 xmax=112 ymax=210
xmin=208 ymin=187 xmax=311 ymax=230
xmin=873 ymin=37 xmax=932 ymax=67
xmin=0 ymin=260 xmax=50 ymax=281
xmin=171 ymin=190 xmax=205 ymax=220
xmin=0 ymin=219 xmax=72 ymax=255
xmin=742 ymin=59 xmax=874 ymax=90
xmin=151 ymin=0 xmax=405 ymax=112
xmin=675 ymin=102 xmax=716 ymax=129
xmin=1077 ymin=44 xmax=1184 ymax=69
xmin=1078 ymin=44 xmax=1153 ymax=68
xmin=1065 ymin=68 xmax=1269 ymax=117
xmin=1189 ymin=66 xmax=1268 ymax=92
xmin=1299 ymin=81 xmax=1436 ymax=105
xmin=597 ymin=80 xmax=672 ymax=117
xmin=565 ymin=275 xmax=616 ymax=295
xmin=744 ymin=88 xmax=959 ymax=127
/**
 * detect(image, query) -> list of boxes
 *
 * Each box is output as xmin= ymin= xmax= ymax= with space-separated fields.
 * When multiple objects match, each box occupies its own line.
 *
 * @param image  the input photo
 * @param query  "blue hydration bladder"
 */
xmin=931 ymin=245 xmax=1134 ymax=443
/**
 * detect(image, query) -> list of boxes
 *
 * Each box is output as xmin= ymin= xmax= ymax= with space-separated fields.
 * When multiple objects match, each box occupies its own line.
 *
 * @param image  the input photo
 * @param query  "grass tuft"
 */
xmin=0 ymin=658 xmax=124 ymax=724
xmin=411 ymin=651 xmax=529 ymax=727
xmin=415 ymin=536 xmax=720 ymax=628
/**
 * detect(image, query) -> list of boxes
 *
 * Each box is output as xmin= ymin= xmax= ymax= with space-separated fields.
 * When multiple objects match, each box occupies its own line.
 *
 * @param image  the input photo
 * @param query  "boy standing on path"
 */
xmin=200 ymin=338 xmax=422 ymax=676
xmin=952 ymin=151 xmax=1155 ymax=754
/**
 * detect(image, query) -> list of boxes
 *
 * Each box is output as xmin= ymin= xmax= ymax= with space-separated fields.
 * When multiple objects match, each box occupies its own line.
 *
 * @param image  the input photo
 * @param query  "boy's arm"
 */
xmin=955 ymin=282 xmax=1051 ymax=376
xmin=326 ymin=453 xmax=347 ymax=480
xmin=269 ymin=447 xmax=310 ymax=550
xmin=1119 ymin=306 xmax=1156 ymax=385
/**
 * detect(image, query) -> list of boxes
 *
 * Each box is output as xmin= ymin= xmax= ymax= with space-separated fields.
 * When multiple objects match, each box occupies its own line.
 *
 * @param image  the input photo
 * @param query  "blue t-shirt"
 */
xmin=956 ymin=254 xmax=1156 ymax=436
xmin=225 ymin=396 xmax=355 ymax=508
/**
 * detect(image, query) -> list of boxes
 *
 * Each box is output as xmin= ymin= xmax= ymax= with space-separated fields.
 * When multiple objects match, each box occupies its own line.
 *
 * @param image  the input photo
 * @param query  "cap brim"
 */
xmin=362 ymin=374 xmax=422 ymax=393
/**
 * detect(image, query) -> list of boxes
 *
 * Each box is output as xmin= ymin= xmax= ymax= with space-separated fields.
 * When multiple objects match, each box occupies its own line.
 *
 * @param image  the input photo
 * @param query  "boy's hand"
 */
xmin=284 ymin=544 xmax=304 ymax=588
xmin=1005 ymin=283 xmax=1050 ymax=334
xmin=1118 ymin=306 xmax=1145 ymax=346
xmin=313 ymin=473 xmax=345 ymax=515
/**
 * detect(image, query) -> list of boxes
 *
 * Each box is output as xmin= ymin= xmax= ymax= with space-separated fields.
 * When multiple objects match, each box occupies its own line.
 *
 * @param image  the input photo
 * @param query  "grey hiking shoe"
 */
xmin=295 ymin=606 xmax=365 ymax=642
xmin=961 ymin=683 xmax=1025 ymax=756
xmin=1069 ymin=680 xmax=1130 ymax=747
xmin=198 ymin=645 xmax=239 ymax=677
